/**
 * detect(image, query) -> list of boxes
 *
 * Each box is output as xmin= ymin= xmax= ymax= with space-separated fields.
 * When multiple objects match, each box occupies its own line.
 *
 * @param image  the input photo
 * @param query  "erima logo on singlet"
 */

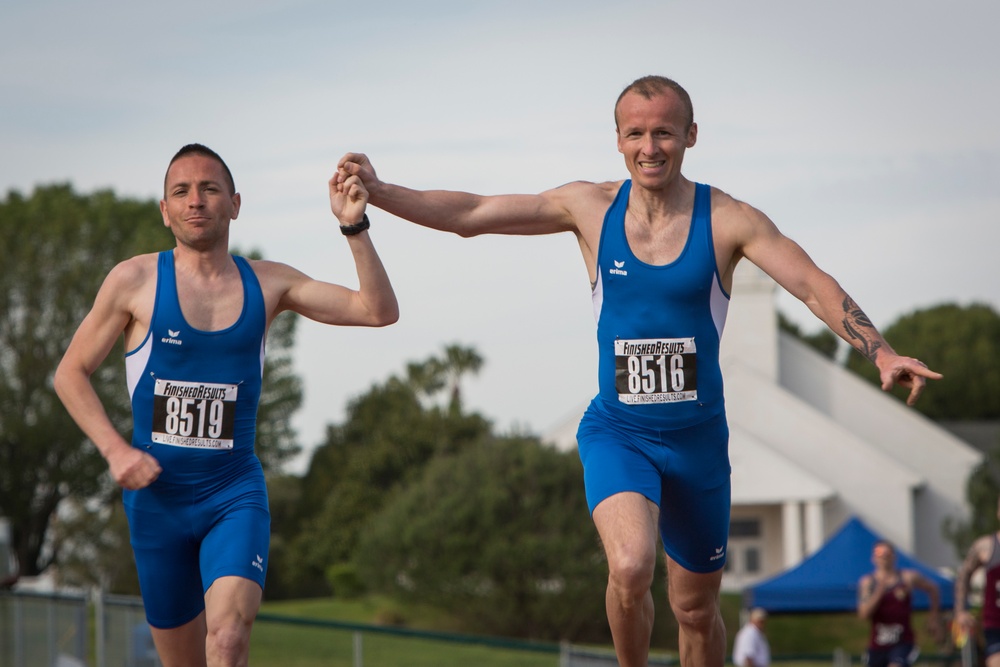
xmin=610 ymin=260 xmax=628 ymax=277
xmin=161 ymin=329 xmax=183 ymax=346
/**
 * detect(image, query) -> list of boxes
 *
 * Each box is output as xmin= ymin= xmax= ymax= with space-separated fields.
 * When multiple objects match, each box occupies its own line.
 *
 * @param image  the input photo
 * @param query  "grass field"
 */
xmin=254 ymin=596 xmax=559 ymax=666
xmin=249 ymin=593 xmax=961 ymax=667
xmin=251 ymin=623 xmax=558 ymax=667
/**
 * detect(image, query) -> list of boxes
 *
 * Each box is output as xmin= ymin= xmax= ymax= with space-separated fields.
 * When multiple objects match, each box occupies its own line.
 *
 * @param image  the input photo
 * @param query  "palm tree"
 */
xmin=405 ymin=358 xmax=446 ymax=402
xmin=441 ymin=344 xmax=484 ymax=414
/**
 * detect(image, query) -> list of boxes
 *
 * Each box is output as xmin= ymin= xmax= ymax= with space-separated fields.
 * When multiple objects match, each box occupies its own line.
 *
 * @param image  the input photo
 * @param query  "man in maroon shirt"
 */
xmin=857 ymin=541 xmax=943 ymax=667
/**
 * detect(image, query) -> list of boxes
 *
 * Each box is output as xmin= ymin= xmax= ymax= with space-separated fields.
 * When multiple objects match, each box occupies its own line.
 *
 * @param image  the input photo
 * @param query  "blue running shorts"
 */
xmin=576 ymin=399 xmax=731 ymax=573
xmin=123 ymin=457 xmax=270 ymax=628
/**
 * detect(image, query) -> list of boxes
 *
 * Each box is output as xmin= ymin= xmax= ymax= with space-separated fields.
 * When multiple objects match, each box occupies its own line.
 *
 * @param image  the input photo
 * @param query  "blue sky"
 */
xmin=3 ymin=0 xmax=998 ymax=472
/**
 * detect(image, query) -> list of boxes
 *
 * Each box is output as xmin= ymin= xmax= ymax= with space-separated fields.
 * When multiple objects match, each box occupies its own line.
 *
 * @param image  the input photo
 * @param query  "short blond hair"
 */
xmin=614 ymin=75 xmax=694 ymax=130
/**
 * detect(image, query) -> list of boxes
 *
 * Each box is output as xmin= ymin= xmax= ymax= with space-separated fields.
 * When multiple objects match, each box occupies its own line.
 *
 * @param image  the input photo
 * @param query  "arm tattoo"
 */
xmin=841 ymin=296 xmax=882 ymax=363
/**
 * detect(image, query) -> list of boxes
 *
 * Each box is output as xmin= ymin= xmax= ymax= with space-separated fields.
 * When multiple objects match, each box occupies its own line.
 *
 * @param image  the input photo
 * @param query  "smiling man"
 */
xmin=336 ymin=75 xmax=939 ymax=666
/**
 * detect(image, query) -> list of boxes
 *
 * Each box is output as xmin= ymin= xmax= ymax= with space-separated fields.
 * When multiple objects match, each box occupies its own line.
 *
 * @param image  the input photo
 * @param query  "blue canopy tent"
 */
xmin=744 ymin=516 xmax=954 ymax=612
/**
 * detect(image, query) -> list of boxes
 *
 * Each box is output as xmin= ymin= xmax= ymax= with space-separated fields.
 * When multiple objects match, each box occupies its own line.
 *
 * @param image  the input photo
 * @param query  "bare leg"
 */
xmin=204 ymin=575 xmax=262 ymax=667
xmin=592 ymin=491 xmax=660 ymax=667
xmin=150 ymin=613 xmax=208 ymax=667
xmin=665 ymin=556 xmax=725 ymax=667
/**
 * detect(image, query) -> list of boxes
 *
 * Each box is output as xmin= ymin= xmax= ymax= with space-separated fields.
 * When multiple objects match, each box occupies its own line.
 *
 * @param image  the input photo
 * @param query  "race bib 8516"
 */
xmin=614 ymin=337 xmax=698 ymax=404
xmin=151 ymin=379 xmax=238 ymax=449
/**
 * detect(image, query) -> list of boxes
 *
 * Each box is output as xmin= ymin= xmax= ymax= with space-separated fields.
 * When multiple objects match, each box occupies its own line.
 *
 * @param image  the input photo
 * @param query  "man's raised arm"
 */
xmin=336 ymin=152 xmax=577 ymax=238
xmin=731 ymin=196 xmax=941 ymax=406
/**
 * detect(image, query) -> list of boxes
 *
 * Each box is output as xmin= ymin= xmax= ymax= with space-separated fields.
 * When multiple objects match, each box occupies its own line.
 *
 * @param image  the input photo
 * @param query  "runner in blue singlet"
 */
xmin=578 ymin=178 xmax=732 ymax=574
xmin=56 ymin=143 xmax=399 ymax=666
xmin=335 ymin=75 xmax=941 ymax=667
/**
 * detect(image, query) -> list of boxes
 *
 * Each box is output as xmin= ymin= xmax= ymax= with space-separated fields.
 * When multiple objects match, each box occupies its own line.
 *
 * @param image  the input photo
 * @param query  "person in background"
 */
xmin=955 ymin=496 xmax=1000 ymax=667
xmin=733 ymin=607 xmax=771 ymax=667
xmin=858 ymin=541 xmax=944 ymax=667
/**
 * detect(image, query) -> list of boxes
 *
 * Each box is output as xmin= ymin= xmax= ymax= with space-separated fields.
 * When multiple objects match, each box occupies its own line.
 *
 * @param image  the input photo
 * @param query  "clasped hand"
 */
xmin=328 ymin=167 xmax=368 ymax=225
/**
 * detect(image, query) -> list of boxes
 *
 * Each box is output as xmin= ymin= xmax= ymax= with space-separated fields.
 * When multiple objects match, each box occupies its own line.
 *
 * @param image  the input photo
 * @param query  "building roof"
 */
xmin=729 ymin=424 xmax=834 ymax=504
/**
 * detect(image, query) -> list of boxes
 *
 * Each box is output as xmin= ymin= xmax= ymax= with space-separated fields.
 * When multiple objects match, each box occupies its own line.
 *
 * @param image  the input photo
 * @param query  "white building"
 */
xmin=544 ymin=263 xmax=982 ymax=591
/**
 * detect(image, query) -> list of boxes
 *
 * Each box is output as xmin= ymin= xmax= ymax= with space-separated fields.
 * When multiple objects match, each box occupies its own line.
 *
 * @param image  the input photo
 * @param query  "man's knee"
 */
xmin=206 ymin=618 xmax=251 ymax=661
xmin=669 ymin=591 xmax=721 ymax=631
xmin=607 ymin=548 xmax=657 ymax=597
xmin=666 ymin=567 xmax=723 ymax=631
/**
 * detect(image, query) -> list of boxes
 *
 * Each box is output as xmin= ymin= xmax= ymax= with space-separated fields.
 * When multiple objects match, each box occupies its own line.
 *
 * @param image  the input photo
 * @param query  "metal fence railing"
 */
xmin=93 ymin=594 xmax=160 ymax=667
xmin=8 ymin=588 xmax=973 ymax=667
xmin=1 ymin=589 xmax=88 ymax=667
xmin=2 ymin=590 xmax=668 ymax=667
xmin=0 ymin=589 xmax=161 ymax=667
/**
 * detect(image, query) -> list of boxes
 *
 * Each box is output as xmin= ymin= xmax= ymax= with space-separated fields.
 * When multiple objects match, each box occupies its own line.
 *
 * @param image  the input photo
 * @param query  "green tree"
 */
xmin=441 ymin=343 xmax=483 ymax=413
xmin=405 ymin=358 xmax=446 ymax=400
xmin=0 ymin=185 xmax=303 ymax=584
xmin=49 ymin=497 xmax=139 ymax=593
xmin=0 ymin=184 xmax=169 ymax=578
xmin=945 ymin=446 xmax=1000 ymax=558
xmin=843 ymin=303 xmax=1000 ymax=558
xmin=242 ymin=248 xmax=303 ymax=471
xmin=256 ymin=471 xmax=304 ymax=600
xmin=354 ymin=436 xmax=609 ymax=641
xmin=845 ymin=302 xmax=1000 ymax=419
xmin=277 ymin=346 xmax=491 ymax=598
xmin=400 ymin=343 xmax=482 ymax=412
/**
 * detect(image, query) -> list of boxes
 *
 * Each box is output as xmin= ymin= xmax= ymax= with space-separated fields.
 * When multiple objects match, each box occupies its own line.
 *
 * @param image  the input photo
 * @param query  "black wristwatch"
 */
xmin=339 ymin=214 xmax=370 ymax=236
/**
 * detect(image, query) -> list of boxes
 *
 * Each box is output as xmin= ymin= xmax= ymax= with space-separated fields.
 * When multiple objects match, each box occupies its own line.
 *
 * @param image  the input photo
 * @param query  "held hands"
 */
xmin=329 ymin=166 xmax=369 ymax=226
xmin=335 ymin=153 xmax=383 ymax=200
xmin=876 ymin=353 xmax=943 ymax=406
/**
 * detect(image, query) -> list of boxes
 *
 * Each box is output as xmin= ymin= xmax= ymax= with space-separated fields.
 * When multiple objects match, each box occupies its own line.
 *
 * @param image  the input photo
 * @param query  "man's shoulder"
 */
xmin=108 ymin=252 xmax=160 ymax=286
xmin=706 ymin=185 xmax=763 ymax=220
xmin=540 ymin=180 xmax=624 ymax=234
xmin=92 ymin=253 xmax=160 ymax=318
xmin=240 ymin=257 xmax=308 ymax=295
xmin=241 ymin=257 xmax=294 ymax=276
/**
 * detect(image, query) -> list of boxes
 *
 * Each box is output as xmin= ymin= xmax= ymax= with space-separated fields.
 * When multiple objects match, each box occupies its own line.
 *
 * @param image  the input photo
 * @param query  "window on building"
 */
xmin=730 ymin=518 xmax=761 ymax=538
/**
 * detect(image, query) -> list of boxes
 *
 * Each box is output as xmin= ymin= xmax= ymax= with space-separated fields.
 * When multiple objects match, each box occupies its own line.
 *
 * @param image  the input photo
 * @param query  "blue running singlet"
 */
xmin=126 ymin=251 xmax=266 ymax=483
xmin=591 ymin=180 xmax=729 ymax=428
xmin=577 ymin=181 xmax=733 ymax=572
xmin=122 ymin=251 xmax=270 ymax=628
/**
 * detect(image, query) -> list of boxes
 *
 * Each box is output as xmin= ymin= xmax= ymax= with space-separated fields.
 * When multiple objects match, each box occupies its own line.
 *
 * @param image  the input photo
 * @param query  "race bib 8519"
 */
xmin=151 ymin=379 xmax=238 ymax=449
xmin=614 ymin=337 xmax=698 ymax=404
